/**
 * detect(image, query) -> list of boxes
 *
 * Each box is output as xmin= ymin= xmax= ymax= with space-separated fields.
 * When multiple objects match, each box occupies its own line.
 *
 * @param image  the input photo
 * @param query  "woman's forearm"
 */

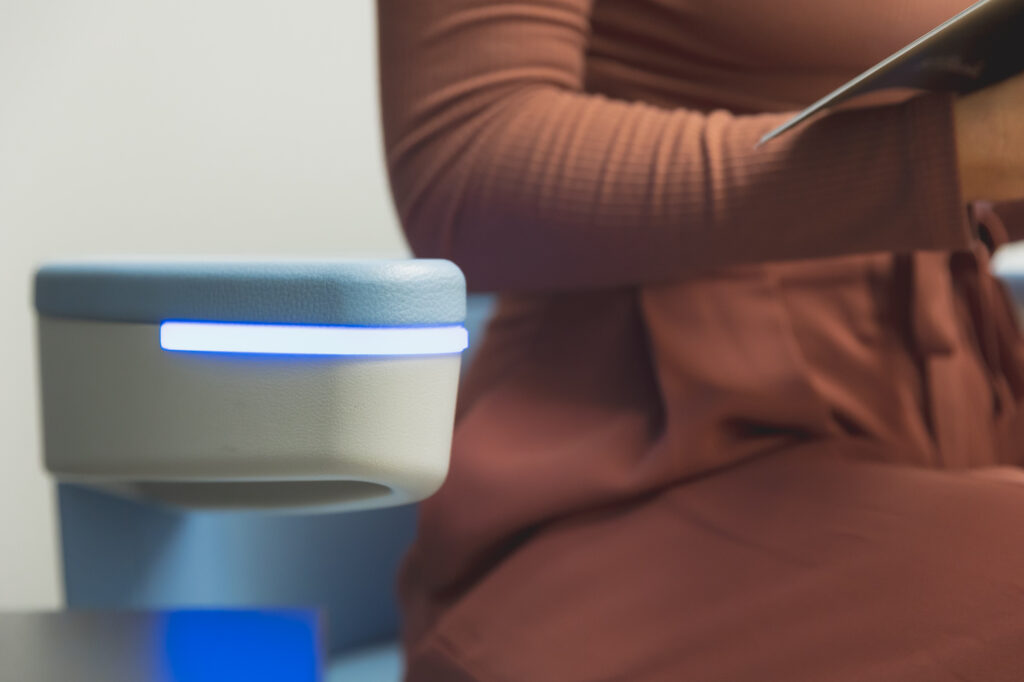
xmin=379 ymin=0 xmax=972 ymax=291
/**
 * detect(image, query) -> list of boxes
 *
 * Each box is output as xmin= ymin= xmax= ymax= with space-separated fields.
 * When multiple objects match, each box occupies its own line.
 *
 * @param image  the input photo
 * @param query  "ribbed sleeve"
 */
xmin=378 ymin=0 xmax=973 ymax=291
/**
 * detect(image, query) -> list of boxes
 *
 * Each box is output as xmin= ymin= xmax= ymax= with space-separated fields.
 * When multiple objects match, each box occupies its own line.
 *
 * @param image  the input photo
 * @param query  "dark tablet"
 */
xmin=760 ymin=0 xmax=1024 ymax=145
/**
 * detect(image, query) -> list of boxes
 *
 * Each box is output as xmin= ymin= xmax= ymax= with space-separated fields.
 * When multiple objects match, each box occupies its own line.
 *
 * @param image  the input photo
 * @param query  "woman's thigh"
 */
xmin=406 ymin=441 xmax=1024 ymax=682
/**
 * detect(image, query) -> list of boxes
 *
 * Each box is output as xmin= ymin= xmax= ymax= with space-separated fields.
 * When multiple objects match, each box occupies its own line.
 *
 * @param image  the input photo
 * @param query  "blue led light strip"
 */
xmin=160 ymin=321 xmax=468 ymax=356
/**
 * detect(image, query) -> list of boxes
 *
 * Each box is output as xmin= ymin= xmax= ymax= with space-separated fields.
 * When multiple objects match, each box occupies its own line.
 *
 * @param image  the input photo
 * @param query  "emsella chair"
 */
xmin=34 ymin=259 xmax=468 ymax=512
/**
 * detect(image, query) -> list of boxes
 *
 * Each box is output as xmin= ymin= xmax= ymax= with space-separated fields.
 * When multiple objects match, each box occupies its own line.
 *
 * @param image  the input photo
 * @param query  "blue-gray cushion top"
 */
xmin=35 ymin=259 xmax=466 ymax=326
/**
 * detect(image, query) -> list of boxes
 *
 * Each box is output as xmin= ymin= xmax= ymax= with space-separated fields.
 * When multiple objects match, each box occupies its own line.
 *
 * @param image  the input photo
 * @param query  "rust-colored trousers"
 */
xmin=379 ymin=0 xmax=1024 ymax=676
xmin=401 ymin=245 xmax=1024 ymax=682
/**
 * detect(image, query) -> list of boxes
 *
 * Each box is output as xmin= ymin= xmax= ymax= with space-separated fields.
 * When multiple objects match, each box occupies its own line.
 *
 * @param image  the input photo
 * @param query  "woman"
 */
xmin=378 ymin=1 xmax=1024 ymax=679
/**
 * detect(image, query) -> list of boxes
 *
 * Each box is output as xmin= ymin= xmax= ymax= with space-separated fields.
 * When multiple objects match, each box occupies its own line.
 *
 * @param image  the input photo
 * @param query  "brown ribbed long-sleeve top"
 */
xmin=378 ymin=0 xmax=1024 ymax=654
xmin=377 ymin=0 xmax=1020 ymax=291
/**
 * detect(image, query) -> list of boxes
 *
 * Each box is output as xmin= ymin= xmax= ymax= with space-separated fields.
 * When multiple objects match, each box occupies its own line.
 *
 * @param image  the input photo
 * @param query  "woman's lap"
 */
xmin=406 ymin=441 xmax=1024 ymax=682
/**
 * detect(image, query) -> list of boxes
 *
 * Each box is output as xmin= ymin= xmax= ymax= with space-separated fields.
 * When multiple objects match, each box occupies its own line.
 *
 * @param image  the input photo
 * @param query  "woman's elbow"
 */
xmin=384 ymin=125 xmax=485 ymax=263
xmin=386 ymin=172 xmax=457 ymax=261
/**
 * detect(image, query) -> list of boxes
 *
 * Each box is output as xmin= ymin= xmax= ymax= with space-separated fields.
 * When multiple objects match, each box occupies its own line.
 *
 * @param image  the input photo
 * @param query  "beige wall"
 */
xmin=0 ymin=0 xmax=406 ymax=608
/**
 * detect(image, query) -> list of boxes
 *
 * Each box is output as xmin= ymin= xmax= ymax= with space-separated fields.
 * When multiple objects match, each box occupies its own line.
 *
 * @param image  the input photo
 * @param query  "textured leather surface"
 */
xmin=35 ymin=259 xmax=465 ymax=325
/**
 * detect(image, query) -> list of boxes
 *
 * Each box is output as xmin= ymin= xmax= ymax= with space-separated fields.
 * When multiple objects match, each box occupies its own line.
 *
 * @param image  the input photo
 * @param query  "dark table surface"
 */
xmin=0 ymin=609 xmax=323 ymax=682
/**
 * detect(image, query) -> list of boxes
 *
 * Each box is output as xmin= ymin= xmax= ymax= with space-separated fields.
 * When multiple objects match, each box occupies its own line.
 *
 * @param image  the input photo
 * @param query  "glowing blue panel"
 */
xmin=156 ymin=610 xmax=321 ymax=682
xmin=160 ymin=321 xmax=468 ymax=356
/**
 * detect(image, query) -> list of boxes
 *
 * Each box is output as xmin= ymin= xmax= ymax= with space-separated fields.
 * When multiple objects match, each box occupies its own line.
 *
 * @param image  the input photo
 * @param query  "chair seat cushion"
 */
xmin=35 ymin=259 xmax=465 ymax=326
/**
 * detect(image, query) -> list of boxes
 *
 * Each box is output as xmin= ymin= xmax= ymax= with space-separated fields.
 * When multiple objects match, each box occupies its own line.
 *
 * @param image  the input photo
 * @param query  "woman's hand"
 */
xmin=955 ymin=73 xmax=1024 ymax=203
